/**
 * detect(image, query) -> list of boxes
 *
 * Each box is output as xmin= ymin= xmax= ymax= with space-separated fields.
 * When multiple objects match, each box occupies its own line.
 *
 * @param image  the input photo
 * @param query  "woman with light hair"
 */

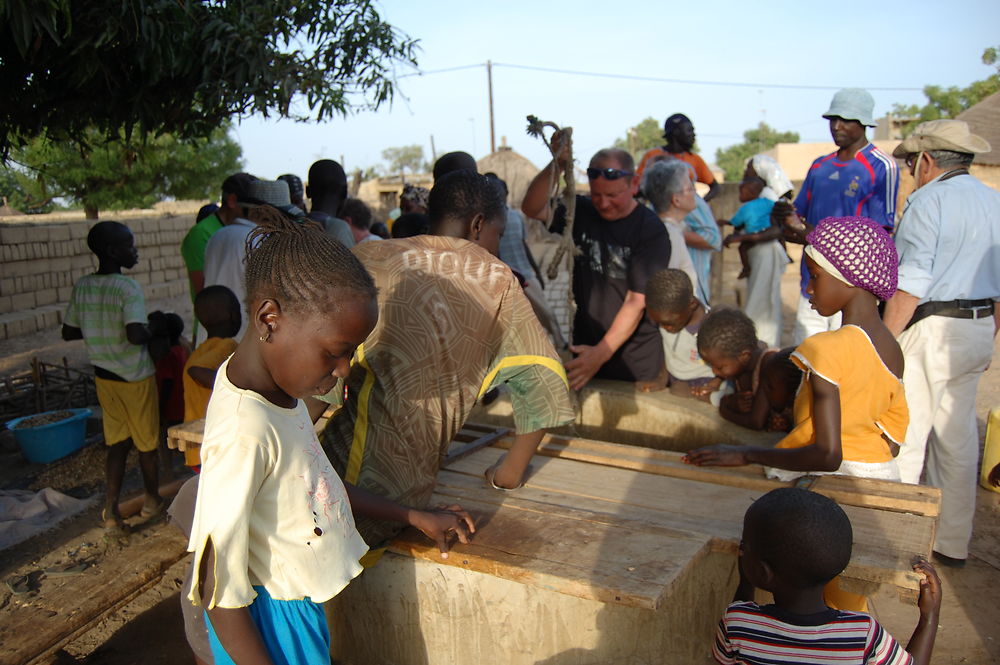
xmin=641 ymin=159 xmax=701 ymax=302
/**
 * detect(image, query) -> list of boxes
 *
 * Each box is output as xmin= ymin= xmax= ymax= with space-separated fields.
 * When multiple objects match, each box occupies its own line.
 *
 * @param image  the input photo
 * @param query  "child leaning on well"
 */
xmin=187 ymin=208 xmax=474 ymax=665
xmin=715 ymin=487 xmax=940 ymax=665
xmin=181 ymin=285 xmax=242 ymax=472
xmin=644 ymin=268 xmax=722 ymax=403
xmin=62 ymin=221 xmax=164 ymax=533
xmin=695 ymin=308 xmax=795 ymax=425
xmin=686 ymin=217 xmax=908 ymax=481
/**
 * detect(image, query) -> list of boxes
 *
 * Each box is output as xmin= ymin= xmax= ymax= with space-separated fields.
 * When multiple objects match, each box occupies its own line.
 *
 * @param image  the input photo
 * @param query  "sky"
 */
xmin=232 ymin=0 xmax=1000 ymax=181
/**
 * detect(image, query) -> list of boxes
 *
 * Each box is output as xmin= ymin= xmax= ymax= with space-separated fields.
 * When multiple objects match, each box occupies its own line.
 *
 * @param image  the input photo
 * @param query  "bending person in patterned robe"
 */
xmin=317 ymin=170 xmax=574 ymax=550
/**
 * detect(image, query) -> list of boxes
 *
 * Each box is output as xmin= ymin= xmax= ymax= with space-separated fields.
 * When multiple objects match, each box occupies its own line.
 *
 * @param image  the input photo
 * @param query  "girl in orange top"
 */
xmin=685 ymin=216 xmax=906 ymax=480
xmin=686 ymin=216 xmax=906 ymax=612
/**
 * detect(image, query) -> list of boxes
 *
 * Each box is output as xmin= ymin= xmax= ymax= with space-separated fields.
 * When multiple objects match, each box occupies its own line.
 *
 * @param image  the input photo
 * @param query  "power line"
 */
xmin=396 ymin=64 xmax=484 ymax=79
xmin=493 ymin=62 xmax=923 ymax=92
xmin=397 ymin=61 xmax=924 ymax=92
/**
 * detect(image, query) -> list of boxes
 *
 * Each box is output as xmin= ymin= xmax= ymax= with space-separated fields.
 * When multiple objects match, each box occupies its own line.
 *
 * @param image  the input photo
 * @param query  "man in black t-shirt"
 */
xmin=523 ymin=143 xmax=670 ymax=390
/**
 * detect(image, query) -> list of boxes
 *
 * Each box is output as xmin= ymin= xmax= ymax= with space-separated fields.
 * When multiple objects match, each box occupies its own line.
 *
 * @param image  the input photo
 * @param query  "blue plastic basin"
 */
xmin=5 ymin=408 xmax=93 ymax=464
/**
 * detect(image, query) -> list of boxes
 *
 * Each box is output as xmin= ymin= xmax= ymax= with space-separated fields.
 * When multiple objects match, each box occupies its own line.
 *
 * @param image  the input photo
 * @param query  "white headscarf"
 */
xmin=750 ymin=155 xmax=794 ymax=202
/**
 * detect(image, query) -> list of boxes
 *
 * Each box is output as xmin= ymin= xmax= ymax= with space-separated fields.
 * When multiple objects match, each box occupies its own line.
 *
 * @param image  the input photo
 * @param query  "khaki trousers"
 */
xmin=897 ymin=315 xmax=994 ymax=559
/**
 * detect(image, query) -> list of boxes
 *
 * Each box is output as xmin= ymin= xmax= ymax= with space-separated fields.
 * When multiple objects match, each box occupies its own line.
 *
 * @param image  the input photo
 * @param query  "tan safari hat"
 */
xmin=892 ymin=119 xmax=991 ymax=158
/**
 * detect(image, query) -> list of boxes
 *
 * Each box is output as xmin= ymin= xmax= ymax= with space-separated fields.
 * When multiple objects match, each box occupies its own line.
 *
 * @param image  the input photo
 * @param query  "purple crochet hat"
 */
xmin=806 ymin=216 xmax=898 ymax=301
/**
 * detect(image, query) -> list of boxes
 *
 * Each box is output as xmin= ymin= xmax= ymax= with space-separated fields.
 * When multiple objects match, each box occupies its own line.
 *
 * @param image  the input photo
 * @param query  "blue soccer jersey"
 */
xmin=793 ymin=143 xmax=899 ymax=295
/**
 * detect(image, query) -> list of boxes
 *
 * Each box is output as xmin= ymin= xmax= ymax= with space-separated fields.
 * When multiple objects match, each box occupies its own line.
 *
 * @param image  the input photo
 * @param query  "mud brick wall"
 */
xmin=0 ymin=215 xmax=193 ymax=340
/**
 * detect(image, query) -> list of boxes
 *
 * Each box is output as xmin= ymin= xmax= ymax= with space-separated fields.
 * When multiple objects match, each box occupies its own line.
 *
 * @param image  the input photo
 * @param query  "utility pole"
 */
xmin=487 ymin=60 xmax=496 ymax=154
xmin=430 ymin=134 xmax=437 ymax=162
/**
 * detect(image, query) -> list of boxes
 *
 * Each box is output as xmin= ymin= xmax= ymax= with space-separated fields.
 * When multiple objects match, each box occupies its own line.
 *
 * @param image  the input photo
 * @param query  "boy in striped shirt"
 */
xmin=63 ymin=221 xmax=163 ymax=534
xmin=714 ymin=488 xmax=941 ymax=664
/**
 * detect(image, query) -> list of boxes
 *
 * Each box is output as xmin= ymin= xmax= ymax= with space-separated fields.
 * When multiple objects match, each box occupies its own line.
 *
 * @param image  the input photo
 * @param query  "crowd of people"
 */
xmin=58 ymin=86 xmax=1000 ymax=664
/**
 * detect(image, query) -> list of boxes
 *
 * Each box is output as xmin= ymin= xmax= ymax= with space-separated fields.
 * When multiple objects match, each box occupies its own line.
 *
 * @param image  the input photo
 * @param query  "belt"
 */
xmin=905 ymin=298 xmax=995 ymax=331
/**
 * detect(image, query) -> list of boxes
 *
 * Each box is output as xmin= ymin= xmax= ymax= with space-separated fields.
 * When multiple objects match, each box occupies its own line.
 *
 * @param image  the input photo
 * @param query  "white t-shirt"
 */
xmin=660 ymin=324 xmax=714 ymax=382
xmin=187 ymin=358 xmax=368 ymax=609
xmin=203 ymin=218 xmax=255 ymax=342
xmin=659 ymin=216 xmax=699 ymax=301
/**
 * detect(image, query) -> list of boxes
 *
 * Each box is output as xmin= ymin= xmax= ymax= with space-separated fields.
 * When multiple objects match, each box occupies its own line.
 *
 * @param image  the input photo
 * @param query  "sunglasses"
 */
xmin=905 ymin=152 xmax=923 ymax=169
xmin=586 ymin=167 xmax=634 ymax=181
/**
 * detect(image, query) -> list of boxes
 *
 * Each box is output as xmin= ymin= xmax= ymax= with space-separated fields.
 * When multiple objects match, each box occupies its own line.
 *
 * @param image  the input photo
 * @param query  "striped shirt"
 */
xmin=714 ymin=601 xmax=912 ymax=664
xmin=64 ymin=274 xmax=154 ymax=382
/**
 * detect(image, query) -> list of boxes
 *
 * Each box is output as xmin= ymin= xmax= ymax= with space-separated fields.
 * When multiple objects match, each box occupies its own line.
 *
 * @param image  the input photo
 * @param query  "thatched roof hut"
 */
xmin=956 ymin=91 xmax=1000 ymax=166
xmin=956 ymin=91 xmax=1000 ymax=191
xmin=477 ymin=145 xmax=540 ymax=208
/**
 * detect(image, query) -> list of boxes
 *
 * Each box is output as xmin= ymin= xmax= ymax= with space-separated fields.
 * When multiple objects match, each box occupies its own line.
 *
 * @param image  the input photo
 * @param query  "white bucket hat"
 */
xmin=823 ymin=88 xmax=877 ymax=127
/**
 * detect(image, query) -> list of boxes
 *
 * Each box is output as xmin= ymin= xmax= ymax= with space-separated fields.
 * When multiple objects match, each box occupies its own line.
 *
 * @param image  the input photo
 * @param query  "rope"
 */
xmin=526 ymin=115 xmax=578 ymax=346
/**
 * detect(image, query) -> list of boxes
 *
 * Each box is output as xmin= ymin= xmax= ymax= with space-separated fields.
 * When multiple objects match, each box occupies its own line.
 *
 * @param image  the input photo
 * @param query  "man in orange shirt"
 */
xmin=636 ymin=113 xmax=720 ymax=202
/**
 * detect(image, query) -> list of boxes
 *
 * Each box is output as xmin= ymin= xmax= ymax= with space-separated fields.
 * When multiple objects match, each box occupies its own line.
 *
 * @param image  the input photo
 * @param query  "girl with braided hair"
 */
xmin=186 ymin=207 xmax=474 ymax=665
xmin=687 ymin=215 xmax=908 ymax=612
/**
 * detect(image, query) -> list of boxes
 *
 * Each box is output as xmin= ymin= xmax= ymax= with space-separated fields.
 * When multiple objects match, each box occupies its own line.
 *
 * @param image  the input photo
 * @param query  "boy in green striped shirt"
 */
xmin=63 ymin=221 xmax=164 ymax=533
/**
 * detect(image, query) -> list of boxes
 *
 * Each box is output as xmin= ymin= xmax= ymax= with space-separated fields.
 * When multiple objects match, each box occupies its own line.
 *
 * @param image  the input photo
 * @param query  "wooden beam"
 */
xmin=477 ymin=428 xmax=940 ymax=518
xmin=0 ymin=527 xmax=189 ymax=665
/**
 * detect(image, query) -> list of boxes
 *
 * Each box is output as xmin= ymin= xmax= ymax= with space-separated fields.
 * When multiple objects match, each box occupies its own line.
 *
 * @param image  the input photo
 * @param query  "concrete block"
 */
xmin=6 ymin=261 xmax=31 ymax=277
xmin=0 ymin=226 xmax=29 ymax=244
xmin=50 ymin=257 xmax=72 ymax=274
xmin=12 ymin=292 xmax=36 ymax=310
xmin=71 ymin=255 xmax=94 ymax=270
xmin=151 ymin=270 xmax=166 ymax=284
xmin=35 ymin=288 xmax=57 ymax=306
xmin=0 ymin=278 xmax=13 ymax=296
xmin=69 ymin=222 xmax=90 ymax=239
xmin=0 ymin=295 xmax=11 ymax=314
xmin=58 ymin=286 xmax=73 ymax=301
xmin=2 ymin=313 xmax=37 ymax=337
xmin=29 ymin=258 xmax=51 ymax=276
xmin=48 ymin=225 xmax=71 ymax=242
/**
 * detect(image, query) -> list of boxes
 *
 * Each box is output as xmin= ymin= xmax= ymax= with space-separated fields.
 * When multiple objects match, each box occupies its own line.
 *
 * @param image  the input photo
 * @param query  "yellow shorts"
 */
xmin=95 ymin=375 xmax=159 ymax=452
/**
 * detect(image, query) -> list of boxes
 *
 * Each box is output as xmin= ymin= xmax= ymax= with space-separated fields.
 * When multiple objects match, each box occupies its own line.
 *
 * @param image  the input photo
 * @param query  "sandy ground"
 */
xmin=1 ymin=247 xmax=999 ymax=664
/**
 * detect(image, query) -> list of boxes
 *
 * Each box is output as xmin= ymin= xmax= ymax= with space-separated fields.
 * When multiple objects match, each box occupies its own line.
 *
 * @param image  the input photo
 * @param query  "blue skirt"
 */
xmin=205 ymin=586 xmax=330 ymax=665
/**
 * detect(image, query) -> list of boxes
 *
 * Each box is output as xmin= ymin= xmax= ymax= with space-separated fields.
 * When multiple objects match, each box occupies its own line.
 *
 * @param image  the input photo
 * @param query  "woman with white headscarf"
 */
xmin=722 ymin=155 xmax=793 ymax=346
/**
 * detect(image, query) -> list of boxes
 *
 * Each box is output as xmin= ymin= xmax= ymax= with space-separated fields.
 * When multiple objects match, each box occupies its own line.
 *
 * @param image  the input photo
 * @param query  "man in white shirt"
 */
xmin=203 ymin=179 xmax=300 ymax=341
xmin=884 ymin=119 xmax=1000 ymax=567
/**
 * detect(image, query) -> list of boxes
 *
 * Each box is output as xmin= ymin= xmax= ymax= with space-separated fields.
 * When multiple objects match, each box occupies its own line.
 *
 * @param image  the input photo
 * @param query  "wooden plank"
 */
xmin=389 ymin=493 xmax=711 ymax=610
xmin=167 ymin=411 xmax=334 ymax=452
xmin=443 ymin=427 xmax=510 ymax=464
xmin=480 ymin=429 xmax=941 ymax=518
xmin=0 ymin=527 xmax=189 ymax=665
xmin=440 ymin=448 xmax=930 ymax=591
xmin=810 ymin=475 xmax=941 ymax=518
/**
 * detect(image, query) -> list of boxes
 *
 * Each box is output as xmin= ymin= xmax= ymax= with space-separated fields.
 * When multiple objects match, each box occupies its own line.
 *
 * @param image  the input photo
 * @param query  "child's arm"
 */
xmin=198 ymin=539 xmax=275 ymax=665
xmin=187 ymin=365 xmax=218 ymax=389
xmin=344 ymin=483 xmax=475 ymax=558
xmin=905 ymin=560 xmax=942 ymax=665
xmin=689 ymin=377 xmax=722 ymax=400
xmin=717 ymin=385 xmax=772 ymax=431
xmin=685 ymin=373 xmax=843 ymax=471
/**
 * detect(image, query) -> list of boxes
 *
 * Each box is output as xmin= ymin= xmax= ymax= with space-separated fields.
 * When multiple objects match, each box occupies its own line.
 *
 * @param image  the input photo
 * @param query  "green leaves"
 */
xmin=715 ymin=123 xmax=800 ymax=183
xmin=612 ymin=117 xmax=665 ymax=160
xmin=891 ymin=44 xmax=1000 ymax=137
xmin=1 ymin=0 xmax=418 ymax=160
xmin=9 ymin=126 xmax=243 ymax=217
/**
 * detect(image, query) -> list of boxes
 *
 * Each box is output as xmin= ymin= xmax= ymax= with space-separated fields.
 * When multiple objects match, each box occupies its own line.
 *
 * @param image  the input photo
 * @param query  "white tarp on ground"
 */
xmin=0 ymin=488 xmax=95 ymax=550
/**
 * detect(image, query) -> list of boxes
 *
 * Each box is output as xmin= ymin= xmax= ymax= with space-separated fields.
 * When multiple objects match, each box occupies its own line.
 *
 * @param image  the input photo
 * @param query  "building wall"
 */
xmin=972 ymin=164 xmax=1000 ymax=192
xmin=762 ymin=140 xmax=903 ymax=182
xmin=0 ymin=214 xmax=192 ymax=340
